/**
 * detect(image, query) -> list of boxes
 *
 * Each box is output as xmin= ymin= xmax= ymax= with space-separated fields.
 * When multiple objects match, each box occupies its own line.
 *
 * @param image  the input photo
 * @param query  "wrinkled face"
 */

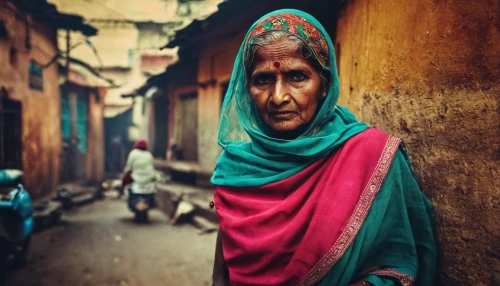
xmin=248 ymin=38 xmax=324 ymax=134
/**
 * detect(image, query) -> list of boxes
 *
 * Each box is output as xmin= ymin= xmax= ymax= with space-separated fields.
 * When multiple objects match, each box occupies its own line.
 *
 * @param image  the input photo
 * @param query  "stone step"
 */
xmin=189 ymin=196 xmax=218 ymax=224
xmin=72 ymin=193 xmax=95 ymax=207
xmin=33 ymin=201 xmax=63 ymax=233
xmin=54 ymin=183 xmax=102 ymax=209
xmin=155 ymin=182 xmax=218 ymax=225
xmin=153 ymin=160 xmax=213 ymax=187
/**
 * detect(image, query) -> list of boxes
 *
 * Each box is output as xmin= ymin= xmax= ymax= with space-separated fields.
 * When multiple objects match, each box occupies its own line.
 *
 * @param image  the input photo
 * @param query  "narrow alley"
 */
xmin=0 ymin=0 xmax=498 ymax=285
xmin=6 ymin=194 xmax=217 ymax=286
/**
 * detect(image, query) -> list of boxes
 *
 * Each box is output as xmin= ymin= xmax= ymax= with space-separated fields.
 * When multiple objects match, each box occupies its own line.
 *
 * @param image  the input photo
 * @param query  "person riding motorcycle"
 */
xmin=119 ymin=140 xmax=155 ymax=198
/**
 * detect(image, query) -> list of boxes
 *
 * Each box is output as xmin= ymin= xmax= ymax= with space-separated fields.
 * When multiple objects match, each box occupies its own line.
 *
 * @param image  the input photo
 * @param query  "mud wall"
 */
xmin=86 ymin=87 xmax=106 ymax=183
xmin=164 ymin=59 xmax=198 ymax=161
xmin=196 ymin=32 xmax=244 ymax=173
xmin=0 ymin=6 xmax=61 ymax=199
xmin=335 ymin=0 xmax=499 ymax=284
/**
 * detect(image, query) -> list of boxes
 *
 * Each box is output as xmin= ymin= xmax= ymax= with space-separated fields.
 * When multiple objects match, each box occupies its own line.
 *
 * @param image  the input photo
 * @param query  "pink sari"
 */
xmin=214 ymin=128 xmax=401 ymax=285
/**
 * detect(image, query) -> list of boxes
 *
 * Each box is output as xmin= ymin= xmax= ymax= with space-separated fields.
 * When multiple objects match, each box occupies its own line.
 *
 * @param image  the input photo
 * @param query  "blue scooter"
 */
xmin=0 ymin=169 xmax=33 ymax=279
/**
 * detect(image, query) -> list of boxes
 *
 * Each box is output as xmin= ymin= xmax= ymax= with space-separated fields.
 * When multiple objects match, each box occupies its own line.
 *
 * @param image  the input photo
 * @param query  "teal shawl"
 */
xmin=211 ymin=9 xmax=369 ymax=187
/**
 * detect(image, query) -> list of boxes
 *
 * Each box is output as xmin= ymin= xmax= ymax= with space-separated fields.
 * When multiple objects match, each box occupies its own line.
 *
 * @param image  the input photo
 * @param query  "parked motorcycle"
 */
xmin=127 ymin=182 xmax=156 ymax=222
xmin=0 ymin=169 xmax=33 ymax=279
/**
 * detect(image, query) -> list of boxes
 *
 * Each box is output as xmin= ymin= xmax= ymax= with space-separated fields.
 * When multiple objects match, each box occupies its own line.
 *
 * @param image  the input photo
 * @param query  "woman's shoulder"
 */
xmin=345 ymin=127 xmax=399 ymax=148
xmin=337 ymin=127 xmax=402 ymax=162
xmin=352 ymin=127 xmax=392 ymax=140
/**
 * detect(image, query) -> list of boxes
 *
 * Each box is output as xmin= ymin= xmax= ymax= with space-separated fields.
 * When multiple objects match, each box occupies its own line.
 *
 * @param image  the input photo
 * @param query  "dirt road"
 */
xmin=6 ymin=195 xmax=217 ymax=286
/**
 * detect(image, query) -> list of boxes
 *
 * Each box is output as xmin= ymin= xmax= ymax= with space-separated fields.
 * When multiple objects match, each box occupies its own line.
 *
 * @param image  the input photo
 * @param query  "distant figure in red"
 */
xmin=119 ymin=139 xmax=155 ymax=197
xmin=133 ymin=139 xmax=148 ymax=151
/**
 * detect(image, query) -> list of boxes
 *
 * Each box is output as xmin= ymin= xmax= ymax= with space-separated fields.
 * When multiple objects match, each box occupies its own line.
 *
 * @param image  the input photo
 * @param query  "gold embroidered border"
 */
xmin=299 ymin=136 xmax=402 ymax=286
xmin=373 ymin=269 xmax=415 ymax=286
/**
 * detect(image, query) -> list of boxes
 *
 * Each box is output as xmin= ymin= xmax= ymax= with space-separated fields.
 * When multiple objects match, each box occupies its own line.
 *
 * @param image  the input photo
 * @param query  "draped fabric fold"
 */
xmin=315 ymin=146 xmax=437 ymax=286
xmin=211 ymin=9 xmax=437 ymax=286
xmin=215 ymin=129 xmax=437 ymax=285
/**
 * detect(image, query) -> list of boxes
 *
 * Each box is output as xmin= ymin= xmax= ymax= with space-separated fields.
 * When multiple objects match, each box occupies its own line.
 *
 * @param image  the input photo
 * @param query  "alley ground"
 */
xmin=6 ymin=194 xmax=217 ymax=286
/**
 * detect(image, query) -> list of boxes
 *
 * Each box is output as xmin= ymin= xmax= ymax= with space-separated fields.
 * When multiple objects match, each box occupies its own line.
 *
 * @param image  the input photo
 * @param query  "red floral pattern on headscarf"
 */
xmin=247 ymin=13 xmax=330 ymax=70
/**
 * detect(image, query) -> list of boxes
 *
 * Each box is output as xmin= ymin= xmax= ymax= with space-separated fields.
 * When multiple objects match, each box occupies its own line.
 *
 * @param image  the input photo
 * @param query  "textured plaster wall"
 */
xmin=172 ymin=85 xmax=197 ymax=150
xmin=335 ymin=0 xmax=499 ymax=284
xmin=197 ymin=32 xmax=244 ymax=173
xmin=86 ymin=88 xmax=106 ymax=183
xmin=0 ymin=11 xmax=61 ymax=199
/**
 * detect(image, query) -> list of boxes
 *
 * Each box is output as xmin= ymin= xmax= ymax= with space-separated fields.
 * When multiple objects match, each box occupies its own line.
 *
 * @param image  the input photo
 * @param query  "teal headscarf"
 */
xmin=211 ymin=9 xmax=369 ymax=187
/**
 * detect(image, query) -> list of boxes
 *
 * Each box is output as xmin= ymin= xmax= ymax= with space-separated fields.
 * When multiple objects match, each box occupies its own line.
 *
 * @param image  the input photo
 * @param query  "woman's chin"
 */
xmin=271 ymin=126 xmax=298 ymax=132
xmin=269 ymin=122 xmax=299 ymax=132
xmin=268 ymin=123 xmax=308 ymax=139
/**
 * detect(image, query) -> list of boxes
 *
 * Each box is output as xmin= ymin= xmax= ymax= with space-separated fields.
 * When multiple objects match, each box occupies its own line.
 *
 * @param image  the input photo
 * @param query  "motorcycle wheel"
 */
xmin=135 ymin=211 xmax=148 ymax=223
xmin=13 ymin=235 xmax=31 ymax=267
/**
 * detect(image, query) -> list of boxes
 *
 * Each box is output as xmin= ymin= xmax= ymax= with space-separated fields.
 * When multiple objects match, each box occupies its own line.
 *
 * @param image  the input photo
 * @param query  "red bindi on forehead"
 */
xmin=273 ymin=62 xmax=281 ymax=69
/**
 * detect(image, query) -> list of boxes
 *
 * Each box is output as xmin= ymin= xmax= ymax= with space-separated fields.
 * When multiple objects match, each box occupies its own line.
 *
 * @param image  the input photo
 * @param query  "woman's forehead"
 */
xmin=255 ymin=39 xmax=302 ymax=60
xmin=252 ymin=51 xmax=314 ymax=73
xmin=247 ymin=13 xmax=330 ymax=70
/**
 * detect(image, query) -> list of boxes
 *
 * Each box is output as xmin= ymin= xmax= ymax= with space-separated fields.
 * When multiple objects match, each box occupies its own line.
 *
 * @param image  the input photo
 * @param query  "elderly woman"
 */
xmin=211 ymin=9 xmax=437 ymax=286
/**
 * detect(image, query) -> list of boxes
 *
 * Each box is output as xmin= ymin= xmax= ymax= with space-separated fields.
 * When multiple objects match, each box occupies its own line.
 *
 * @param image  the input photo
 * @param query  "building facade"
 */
xmin=0 ymin=0 xmax=96 ymax=199
xmin=59 ymin=57 xmax=111 ymax=184
xmin=48 ymin=0 xmax=225 ymax=174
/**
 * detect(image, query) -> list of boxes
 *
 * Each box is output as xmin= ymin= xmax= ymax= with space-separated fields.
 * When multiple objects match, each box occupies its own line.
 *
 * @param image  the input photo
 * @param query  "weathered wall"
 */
xmin=0 ymin=6 xmax=61 ymax=199
xmin=86 ymin=87 xmax=106 ymax=183
xmin=197 ymin=32 xmax=244 ymax=172
xmin=163 ymin=59 xmax=198 ymax=159
xmin=172 ymin=85 xmax=198 ymax=150
xmin=335 ymin=0 xmax=499 ymax=284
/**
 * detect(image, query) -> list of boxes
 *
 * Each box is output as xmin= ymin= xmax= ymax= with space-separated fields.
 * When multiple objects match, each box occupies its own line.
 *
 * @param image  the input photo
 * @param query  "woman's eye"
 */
xmin=254 ymin=75 xmax=273 ymax=85
xmin=290 ymin=72 xmax=306 ymax=81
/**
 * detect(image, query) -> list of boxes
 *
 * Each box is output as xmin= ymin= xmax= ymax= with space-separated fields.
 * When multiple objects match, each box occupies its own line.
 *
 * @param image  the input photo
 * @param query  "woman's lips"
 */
xmin=268 ymin=111 xmax=296 ymax=119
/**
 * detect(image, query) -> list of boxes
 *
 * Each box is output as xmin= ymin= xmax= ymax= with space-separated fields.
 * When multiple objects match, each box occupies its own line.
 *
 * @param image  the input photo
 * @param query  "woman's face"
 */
xmin=248 ymin=38 xmax=324 ymax=134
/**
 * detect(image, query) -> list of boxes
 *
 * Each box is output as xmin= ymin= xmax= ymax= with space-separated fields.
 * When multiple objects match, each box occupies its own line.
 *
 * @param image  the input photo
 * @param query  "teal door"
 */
xmin=60 ymin=87 xmax=88 ymax=182
xmin=76 ymin=91 xmax=87 ymax=153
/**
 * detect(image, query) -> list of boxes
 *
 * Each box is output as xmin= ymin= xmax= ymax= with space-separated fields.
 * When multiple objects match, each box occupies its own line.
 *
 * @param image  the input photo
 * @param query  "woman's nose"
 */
xmin=270 ymin=79 xmax=291 ymax=106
